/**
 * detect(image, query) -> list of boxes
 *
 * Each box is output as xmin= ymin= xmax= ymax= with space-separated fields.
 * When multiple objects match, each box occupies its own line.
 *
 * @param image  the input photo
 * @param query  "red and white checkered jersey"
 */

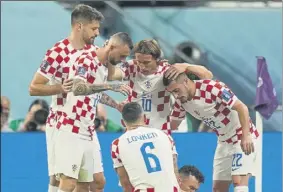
xmin=119 ymin=60 xmax=186 ymax=134
xmin=181 ymin=80 xmax=259 ymax=144
xmin=111 ymin=126 xmax=179 ymax=191
xmin=56 ymin=50 xmax=107 ymax=140
xmin=37 ymin=38 xmax=98 ymax=127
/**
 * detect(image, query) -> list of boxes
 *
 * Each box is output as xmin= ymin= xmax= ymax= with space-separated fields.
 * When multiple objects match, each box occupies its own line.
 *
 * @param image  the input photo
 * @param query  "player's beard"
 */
xmin=83 ymin=33 xmax=96 ymax=45
xmin=108 ymin=54 xmax=120 ymax=65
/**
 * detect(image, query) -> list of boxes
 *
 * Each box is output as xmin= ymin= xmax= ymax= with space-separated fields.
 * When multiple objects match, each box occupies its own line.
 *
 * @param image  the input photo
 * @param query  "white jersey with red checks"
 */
xmin=111 ymin=126 xmax=179 ymax=191
xmin=181 ymin=79 xmax=259 ymax=144
xmin=56 ymin=50 xmax=107 ymax=140
xmin=119 ymin=60 xmax=186 ymax=134
xmin=37 ymin=38 xmax=98 ymax=126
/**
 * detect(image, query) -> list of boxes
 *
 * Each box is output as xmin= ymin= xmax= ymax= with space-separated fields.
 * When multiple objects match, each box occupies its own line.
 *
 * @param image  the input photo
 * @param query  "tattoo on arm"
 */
xmin=72 ymin=79 xmax=122 ymax=96
xmin=100 ymin=92 xmax=118 ymax=109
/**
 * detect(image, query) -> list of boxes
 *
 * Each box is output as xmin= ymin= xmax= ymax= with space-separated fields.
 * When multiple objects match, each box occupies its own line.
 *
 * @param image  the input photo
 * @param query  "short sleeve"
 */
xmin=215 ymin=82 xmax=238 ymax=109
xmin=111 ymin=139 xmax=123 ymax=168
xmin=74 ymin=54 xmax=96 ymax=84
xmin=37 ymin=48 xmax=61 ymax=80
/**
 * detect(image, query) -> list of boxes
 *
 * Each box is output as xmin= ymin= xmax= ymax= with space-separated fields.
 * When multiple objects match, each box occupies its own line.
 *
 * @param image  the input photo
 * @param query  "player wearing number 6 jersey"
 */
xmin=111 ymin=102 xmax=180 ymax=192
xmin=163 ymin=73 xmax=259 ymax=192
xmin=107 ymin=39 xmax=213 ymax=135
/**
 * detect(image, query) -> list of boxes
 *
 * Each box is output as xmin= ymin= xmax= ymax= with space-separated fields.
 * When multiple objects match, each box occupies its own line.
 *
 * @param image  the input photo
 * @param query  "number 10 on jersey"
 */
xmin=142 ymin=98 xmax=152 ymax=112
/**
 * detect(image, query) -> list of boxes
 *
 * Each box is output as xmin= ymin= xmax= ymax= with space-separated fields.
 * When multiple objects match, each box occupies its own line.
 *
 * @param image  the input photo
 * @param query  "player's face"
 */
xmin=108 ymin=44 xmax=131 ymax=65
xmin=179 ymin=175 xmax=201 ymax=192
xmin=167 ymin=82 xmax=189 ymax=103
xmin=135 ymin=53 xmax=158 ymax=75
xmin=81 ymin=20 xmax=100 ymax=45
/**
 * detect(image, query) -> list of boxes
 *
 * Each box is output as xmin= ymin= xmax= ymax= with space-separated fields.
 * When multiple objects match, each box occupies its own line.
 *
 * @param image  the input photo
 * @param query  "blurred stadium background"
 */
xmin=1 ymin=1 xmax=282 ymax=192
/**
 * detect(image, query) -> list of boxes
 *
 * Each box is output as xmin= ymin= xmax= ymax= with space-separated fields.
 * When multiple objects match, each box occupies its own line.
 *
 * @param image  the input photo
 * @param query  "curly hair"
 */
xmin=179 ymin=165 xmax=205 ymax=183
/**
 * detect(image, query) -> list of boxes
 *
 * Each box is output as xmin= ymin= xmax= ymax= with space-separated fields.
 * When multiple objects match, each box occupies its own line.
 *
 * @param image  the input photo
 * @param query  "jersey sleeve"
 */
xmin=166 ymin=133 xmax=178 ymax=155
xmin=170 ymin=99 xmax=186 ymax=121
xmin=111 ymin=139 xmax=123 ymax=168
xmin=119 ymin=60 xmax=137 ymax=81
xmin=37 ymin=48 xmax=61 ymax=81
xmin=73 ymin=54 xmax=97 ymax=84
xmin=214 ymin=81 xmax=238 ymax=109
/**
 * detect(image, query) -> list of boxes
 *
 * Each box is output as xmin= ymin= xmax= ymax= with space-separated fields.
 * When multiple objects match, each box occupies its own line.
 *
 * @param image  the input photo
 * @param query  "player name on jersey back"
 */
xmin=127 ymin=132 xmax=158 ymax=144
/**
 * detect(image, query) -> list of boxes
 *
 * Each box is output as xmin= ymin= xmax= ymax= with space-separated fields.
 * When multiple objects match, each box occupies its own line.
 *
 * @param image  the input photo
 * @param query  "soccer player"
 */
xmin=111 ymin=102 xmax=180 ymax=192
xmin=29 ymin=4 xmax=106 ymax=192
xmin=178 ymin=165 xmax=205 ymax=192
xmin=53 ymin=32 xmax=133 ymax=192
xmin=163 ymin=73 xmax=259 ymax=192
xmin=107 ymin=39 xmax=213 ymax=134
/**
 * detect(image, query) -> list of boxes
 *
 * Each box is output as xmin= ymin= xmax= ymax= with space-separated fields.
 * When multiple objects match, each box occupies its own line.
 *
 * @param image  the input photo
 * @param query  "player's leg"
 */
xmin=231 ymin=140 xmax=257 ymax=192
xmin=90 ymin=143 xmax=105 ymax=192
xmin=54 ymin=131 xmax=84 ymax=192
xmin=76 ymin=139 xmax=95 ymax=192
xmin=46 ymin=125 xmax=59 ymax=192
xmin=213 ymin=142 xmax=232 ymax=192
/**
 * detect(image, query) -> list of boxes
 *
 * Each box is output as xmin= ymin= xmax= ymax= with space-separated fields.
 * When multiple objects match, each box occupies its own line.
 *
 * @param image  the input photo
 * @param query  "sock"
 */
xmin=48 ymin=185 xmax=58 ymax=192
xmin=234 ymin=186 xmax=249 ymax=192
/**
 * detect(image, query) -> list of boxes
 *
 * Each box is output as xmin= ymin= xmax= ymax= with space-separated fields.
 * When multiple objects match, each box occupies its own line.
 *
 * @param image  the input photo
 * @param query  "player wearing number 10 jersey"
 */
xmin=107 ymin=39 xmax=213 ymax=134
xmin=111 ymin=102 xmax=180 ymax=192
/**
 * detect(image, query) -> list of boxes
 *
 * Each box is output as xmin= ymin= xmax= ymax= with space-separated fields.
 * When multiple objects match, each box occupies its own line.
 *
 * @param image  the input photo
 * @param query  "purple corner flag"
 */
xmin=254 ymin=56 xmax=279 ymax=120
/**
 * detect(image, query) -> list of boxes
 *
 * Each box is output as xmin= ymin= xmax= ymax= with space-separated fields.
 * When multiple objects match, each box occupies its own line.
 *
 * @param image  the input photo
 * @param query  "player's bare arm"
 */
xmin=116 ymin=167 xmax=133 ymax=192
xmin=173 ymin=154 xmax=179 ymax=179
xmin=100 ymin=92 xmax=120 ymax=110
xmin=29 ymin=73 xmax=73 ymax=96
xmin=165 ymin=63 xmax=213 ymax=80
xmin=72 ymin=78 xmax=131 ymax=96
xmin=107 ymin=61 xmax=124 ymax=81
xmin=232 ymin=100 xmax=254 ymax=155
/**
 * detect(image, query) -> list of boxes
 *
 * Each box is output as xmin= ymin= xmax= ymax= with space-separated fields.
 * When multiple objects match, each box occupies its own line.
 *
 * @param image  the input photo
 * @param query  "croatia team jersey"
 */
xmin=37 ymin=38 xmax=98 ymax=127
xmin=111 ymin=126 xmax=179 ymax=191
xmin=181 ymin=80 xmax=259 ymax=144
xmin=55 ymin=49 xmax=108 ymax=140
xmin=119 ymin=60 xmax=186 ymax=134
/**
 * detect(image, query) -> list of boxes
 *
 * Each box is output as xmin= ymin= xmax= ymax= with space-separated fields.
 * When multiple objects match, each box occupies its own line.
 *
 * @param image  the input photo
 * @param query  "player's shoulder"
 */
xmin=194 ymin=79 xmax=227 ymax=90
xmin=47 ymin=38 xmax=70 ymax=52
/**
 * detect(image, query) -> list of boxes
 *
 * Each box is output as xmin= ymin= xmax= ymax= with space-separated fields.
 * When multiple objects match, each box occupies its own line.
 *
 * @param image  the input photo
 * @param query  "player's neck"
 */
xmin=187 ymin=80 xmax=196 ymax=101
xmin=68 ymin=32 xmax=85 ymax=50
xmin=126 ymin=123 xmax=145 ymax=130
xmin=96 ymin=47 xmax=108 ymax=66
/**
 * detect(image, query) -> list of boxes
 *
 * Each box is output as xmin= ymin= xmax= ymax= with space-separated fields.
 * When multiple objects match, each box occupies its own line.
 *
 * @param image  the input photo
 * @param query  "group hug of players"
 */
xmin=29 ymin=4 xmax=258 ymax=192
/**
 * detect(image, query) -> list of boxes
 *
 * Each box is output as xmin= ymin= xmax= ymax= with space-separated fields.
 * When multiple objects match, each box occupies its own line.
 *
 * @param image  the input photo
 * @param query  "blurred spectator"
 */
xmin=1 ymin=96 xmax=13 ymax=132
xmin=10 ymin=99 xmax=49 ymax=132
xmin=95 ymin=103 xmax=124 ymax=132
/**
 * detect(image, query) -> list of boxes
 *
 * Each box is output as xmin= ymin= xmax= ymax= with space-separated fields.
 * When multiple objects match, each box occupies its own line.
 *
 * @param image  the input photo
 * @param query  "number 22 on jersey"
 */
xmin=140 ymin=142 xmax=162 ymax=173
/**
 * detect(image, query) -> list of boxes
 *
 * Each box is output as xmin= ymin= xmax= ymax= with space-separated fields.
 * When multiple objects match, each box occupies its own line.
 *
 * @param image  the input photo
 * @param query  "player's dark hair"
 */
xmin=112 ymin=32 xmax=134 ymax=50
xmin=71 ymin=4 xmax=104 ymax=25
xmin=133 ymin=39 xmax=161 ymax=60
xmin=122 ymin=102 xmax=143 ymax=124
xmin=163 ymin=72 xmax=187 ymax=86
xmin=179 ymin=165 xmax=205 ymax=184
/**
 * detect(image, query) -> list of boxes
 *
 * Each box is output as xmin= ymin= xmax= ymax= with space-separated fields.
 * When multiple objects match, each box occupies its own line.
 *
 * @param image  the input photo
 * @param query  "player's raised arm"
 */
xmin=99 ymin=92 xmax=122 ymax=111
xmin=107 ymin=61 xmax=124 ymax=81
xmin=165 ymin=63 xmax=213 ymax=80
xmin=72 ymin=78 xmax=131 ymax=96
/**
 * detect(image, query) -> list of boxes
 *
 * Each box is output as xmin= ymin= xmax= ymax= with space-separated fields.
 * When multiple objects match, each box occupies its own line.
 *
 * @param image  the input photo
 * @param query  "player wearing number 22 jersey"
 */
xmin=163 ymin=73 xmax=259 ymax=192
xmin=111 ymin=102 xmax=180 ymax=192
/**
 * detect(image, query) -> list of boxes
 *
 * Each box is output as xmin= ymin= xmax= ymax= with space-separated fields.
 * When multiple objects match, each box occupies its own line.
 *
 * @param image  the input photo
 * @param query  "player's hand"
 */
xmin=165 ymin=65 xmax=184 ymax=80
xmin=240 ymin=134 xmax=254 ymax=155
xmin=111 ymin=84 xmax=132 ymax=96
xmin=62 ymin=79 xmax=73 ymax=93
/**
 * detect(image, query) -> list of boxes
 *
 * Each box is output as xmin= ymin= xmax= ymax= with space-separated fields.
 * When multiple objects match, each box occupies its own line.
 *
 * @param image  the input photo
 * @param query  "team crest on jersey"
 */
xmin=221 ymin=89 xmax=232 ymax=102
xmin=40 ymin=60 xmax=50 ymax=70
xmin=72 ymin=164 xmax=78 ymax=172
xmin=77 ymin=66 xmax=87 ymax=76
xmin=145 ymin=81 xmax=152 ymax=89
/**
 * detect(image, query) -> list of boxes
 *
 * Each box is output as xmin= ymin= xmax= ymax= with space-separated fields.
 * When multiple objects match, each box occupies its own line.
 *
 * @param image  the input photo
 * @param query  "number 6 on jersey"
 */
xmin=140 ymin=142 xmax=162 ymax=173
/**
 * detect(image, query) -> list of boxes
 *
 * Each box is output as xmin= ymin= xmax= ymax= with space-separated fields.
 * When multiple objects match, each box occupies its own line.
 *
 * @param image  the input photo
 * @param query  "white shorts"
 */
xmin=92 ymin=133 xmax=104 ymax=174
xmin=45 ymin=124 xmax=57 ymax=176
xmin=53 ymin=129 xmax=94 ymax=182
xmin=213 ymin=140 xmax=257 ymax=181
